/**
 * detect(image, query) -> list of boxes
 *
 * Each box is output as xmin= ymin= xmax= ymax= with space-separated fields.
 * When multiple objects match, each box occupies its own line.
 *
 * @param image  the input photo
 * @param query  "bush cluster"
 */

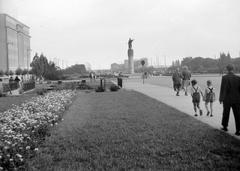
xmin=109 ymin=85 xmax=120 ymax=91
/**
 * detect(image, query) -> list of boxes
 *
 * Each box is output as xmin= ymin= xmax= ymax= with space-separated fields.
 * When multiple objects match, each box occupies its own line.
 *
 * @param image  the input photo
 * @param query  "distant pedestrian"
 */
xmin=0 ymin=79 xmax=3 ymax=95
xmin=15 ymin=76 xmax=20 ymax=82
xmin=89 ymin=73 xmax=92 ymax=81
xmin=190 ymin=79 xmax=204 ymax=117
xmin=203 ymin=80 xmax=216 ymax=117
xmin=219 ymin=63 xmax=240 ymax=136
xmin=182 ymin=66 xmax=191 ymax=96
xmin=15 ymin=76 xmax=20 ymax=88
xmin=172 ymin=68 xmax=183 ymax=96
xmin=9 ymin=76 xmax=14 ymax=83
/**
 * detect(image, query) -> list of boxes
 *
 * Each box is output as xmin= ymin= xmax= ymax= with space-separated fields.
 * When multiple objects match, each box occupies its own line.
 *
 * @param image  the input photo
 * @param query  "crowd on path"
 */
xmin=172 ymin=64 xmax=240 ymax=136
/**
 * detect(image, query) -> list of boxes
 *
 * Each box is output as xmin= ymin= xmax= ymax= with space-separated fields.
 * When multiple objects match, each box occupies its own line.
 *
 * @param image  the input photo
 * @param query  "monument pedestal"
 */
xmin=128 ymin=49 xmax=134 ymax=74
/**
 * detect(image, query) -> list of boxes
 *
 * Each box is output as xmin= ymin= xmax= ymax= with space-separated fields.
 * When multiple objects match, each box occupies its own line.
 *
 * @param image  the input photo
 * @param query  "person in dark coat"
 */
xmin=182 ymin=66 xmax=191 ymax=96
xmin=172 ymin=68 xmax=183 ymax=96
xmin=15 ymin=76 xmax=20 ymax=88
xmin=219 ymin=63 xmax=240 ymax=136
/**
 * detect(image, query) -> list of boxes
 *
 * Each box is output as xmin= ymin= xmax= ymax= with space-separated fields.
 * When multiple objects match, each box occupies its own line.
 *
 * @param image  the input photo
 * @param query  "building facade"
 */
xmin=0 ymin=13 xmax=31 ymax=72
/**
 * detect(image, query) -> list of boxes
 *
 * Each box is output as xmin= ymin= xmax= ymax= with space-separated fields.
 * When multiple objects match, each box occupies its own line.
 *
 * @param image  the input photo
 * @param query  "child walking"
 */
xmin=190 ymin=79 xmax=204 ymax=116
xmin=203 ymin=80 xmax=216 ymax=117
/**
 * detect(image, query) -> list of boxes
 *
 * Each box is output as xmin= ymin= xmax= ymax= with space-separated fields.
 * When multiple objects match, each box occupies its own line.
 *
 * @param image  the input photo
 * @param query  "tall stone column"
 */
xmin=127 ymin=38 xmax=134 ymax=74
xmin=128 ymin=49 xmax=134 ymax=74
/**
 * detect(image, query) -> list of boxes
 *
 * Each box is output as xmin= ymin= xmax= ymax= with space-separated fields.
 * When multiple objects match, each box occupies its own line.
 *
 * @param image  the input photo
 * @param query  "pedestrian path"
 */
xmin=123 ymin=82 xmax=240 ymax=139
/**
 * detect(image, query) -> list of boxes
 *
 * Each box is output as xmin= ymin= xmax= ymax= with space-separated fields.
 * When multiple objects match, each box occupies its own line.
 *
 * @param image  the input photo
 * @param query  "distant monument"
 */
xmin=127 ymin=38 xmax=134 ymax=74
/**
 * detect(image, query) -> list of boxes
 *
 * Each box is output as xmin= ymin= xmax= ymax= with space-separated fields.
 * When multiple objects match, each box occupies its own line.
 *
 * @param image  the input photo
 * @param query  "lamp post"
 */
xmin=27 ymin=49 xmax=32 ymax=80
xmin=7 ymin=42 xmax=13 ymax=71
xmin=27 ymin=49 xmax=32 ymax=70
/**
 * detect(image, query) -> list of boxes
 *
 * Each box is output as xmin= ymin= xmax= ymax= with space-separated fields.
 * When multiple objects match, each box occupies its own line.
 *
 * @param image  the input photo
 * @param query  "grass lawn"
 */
xmin=0 ymin=95 xmax=36 ymax=113
xmin=27 ymin=91 xmax=240 ymax=171
xmin=0 ymin=80 xmax=115 ymax=113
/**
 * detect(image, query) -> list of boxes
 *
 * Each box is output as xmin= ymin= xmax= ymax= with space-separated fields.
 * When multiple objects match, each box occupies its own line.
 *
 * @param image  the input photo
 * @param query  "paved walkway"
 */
xmin=123 ymin=81 xmax=240 ymax=140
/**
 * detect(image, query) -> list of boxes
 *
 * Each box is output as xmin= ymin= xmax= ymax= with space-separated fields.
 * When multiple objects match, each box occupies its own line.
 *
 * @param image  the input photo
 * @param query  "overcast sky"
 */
xmin=1 ymin=0 xmax=240 ymax=69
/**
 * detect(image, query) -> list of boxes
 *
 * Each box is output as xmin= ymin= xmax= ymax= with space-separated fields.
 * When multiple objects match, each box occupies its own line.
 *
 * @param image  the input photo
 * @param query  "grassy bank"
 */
xmin=26 ymin=91 xmax=240 ymax=170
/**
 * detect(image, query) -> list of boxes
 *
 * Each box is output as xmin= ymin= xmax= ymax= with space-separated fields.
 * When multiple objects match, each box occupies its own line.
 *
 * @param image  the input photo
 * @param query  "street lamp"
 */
xmin=27 ymin=49 xmax=32 ymax=70
xmin=7 ymin=42 xmax=13 ymax=71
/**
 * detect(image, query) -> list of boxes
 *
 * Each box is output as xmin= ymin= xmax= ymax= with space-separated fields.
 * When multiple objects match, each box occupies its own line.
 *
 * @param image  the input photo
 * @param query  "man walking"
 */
xmin=182 ymin=66 xmax=191 ymax=96
xmin=172 ymin=68 xmax=183 ymax=96
xmin=219 ymin=63 xmax=240 ymax=136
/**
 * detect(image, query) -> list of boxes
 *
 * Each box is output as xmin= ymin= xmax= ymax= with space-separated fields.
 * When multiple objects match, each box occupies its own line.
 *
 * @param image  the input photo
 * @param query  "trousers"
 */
xmin=222 ymin=103 xmax=240 ymax=132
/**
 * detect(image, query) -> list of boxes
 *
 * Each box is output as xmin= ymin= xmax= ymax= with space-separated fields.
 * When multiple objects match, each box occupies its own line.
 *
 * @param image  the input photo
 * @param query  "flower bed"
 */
xmin=0 ymin=90 xmax=77 ymax=170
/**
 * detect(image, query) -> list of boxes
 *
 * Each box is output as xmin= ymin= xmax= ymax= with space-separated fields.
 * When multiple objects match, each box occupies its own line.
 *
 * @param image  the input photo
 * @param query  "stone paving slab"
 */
xmin=123 ymin=82 xmax=240 ymax=140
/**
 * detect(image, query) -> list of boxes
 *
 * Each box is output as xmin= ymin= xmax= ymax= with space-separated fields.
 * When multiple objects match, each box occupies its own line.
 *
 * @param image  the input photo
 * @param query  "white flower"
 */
xmin=16 ymin=154 xmax=22 ymax=158
xmin=26 ymin=146 xmax=30 ymax=150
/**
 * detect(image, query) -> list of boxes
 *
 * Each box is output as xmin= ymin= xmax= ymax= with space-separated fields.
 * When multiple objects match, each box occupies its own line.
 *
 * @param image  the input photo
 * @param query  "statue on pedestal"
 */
xmin=128 ymin=38 xmax=134 ymax=49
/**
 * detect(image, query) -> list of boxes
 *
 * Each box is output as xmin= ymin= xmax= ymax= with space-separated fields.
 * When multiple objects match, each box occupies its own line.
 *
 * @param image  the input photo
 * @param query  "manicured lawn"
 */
xmin=0 ymin=95 xmax=36 ymax=113
xmin=27 ymin=91 xmax=240 ymax=170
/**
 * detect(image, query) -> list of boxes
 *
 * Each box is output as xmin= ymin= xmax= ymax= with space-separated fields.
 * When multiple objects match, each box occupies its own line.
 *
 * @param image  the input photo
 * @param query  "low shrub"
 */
xmin=95 ymin=86 xmax=105 ymax=92
xmin=109 ymin=85 xmax=119 ymax=91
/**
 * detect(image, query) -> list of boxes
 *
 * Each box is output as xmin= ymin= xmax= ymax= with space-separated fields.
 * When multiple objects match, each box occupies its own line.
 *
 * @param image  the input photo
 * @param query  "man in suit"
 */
xmin=172 ymin=68 xmax=183 ymax=96
xmin=219 ymin=63 xmax=240 ymax=136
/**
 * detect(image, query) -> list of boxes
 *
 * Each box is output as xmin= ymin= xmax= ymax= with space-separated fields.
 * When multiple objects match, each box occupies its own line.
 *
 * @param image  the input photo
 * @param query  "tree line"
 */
xmin=0 ymin=53 xmax=88 ymax=81
xmin=168 ymin=52 xmax=240 ymax=73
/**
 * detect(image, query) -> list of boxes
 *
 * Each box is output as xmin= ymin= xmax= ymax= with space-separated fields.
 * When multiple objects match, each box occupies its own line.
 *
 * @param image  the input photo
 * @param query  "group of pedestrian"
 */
xmin=89 ymin=72 xmax=96 ymax=82
xmin=172 ymin=66 xmax=191 ymax=96
xmin=172 ymin=64 xmax=240 ymax=136
xmin=9 ymin=76 xmax=21 ymax=88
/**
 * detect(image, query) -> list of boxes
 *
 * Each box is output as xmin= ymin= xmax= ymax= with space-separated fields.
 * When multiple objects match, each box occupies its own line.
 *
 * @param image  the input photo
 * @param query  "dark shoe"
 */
xmin=194 ymin=114 xmax=198 ymax=117
xmin=176 ymin=92 xmax=179 ymax=96
xmin=206 ymin=111 xmax=210 ymax=116
xmin=220 ymin=127 xmax=228 ymax=132
xmin=199 ymin=110 xmax=203 ymax=116
xmin=185 ymin=92 xmax=188 ymax=96
xmin=235 ymin=132 xmax=240 ymax=136
xmin=210 ymin=114 xmax=213 ymax=117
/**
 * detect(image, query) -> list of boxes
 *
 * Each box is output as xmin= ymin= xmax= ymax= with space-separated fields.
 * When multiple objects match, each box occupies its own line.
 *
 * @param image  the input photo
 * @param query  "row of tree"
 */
xmin=0 ymin=68 xmax=32 ymax=77
xmin=0 ymin=53 xmax=88 ymax=81
xmin=168 ymin=52 xmax=240 ymax=73
xmin=30 ymin=53 xmax=87 ymax=80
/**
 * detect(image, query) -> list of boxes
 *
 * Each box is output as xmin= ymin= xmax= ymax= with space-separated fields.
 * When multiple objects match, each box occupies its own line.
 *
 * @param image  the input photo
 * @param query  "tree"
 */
xmin=29 ymin=69 xmax=33 ymax=75
xmin=44 ymin=61 xmax=62 ymax=80
xmin=62 ymin=64 xmax=87 ymax=75
xmin=232 ymin=57 xmax=240 ymax=72
xmin=4 ymin=70 xmax=9 ymax=76
xmin=15 ymin=68 xmax=23 ymax=76
xmin=30 ymin=53 xmax=49 ymax=79
xmin=181 ymin=57 xmax=193 ymax=67
xmin=202 ymin=58 xmax=217 ymax=69
xmin=22 ymin=69 xmax=28 ymax=76
xmin=39 ymin=53 xmax=49 ymax=77
xmin=9 ymin=70 xmax=14 ymax=76
xmin=0 ymin=70 xmax=4 ymax=76
xmin=218 ymin=52 xmax=231 ymax=71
